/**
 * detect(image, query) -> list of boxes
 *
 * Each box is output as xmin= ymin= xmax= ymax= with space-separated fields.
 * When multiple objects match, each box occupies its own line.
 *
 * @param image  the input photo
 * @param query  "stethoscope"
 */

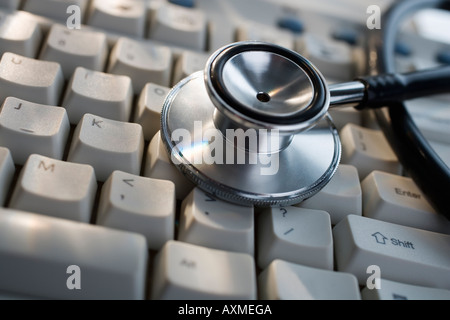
xmin=160 ymin=0 xmax=450 ymax=220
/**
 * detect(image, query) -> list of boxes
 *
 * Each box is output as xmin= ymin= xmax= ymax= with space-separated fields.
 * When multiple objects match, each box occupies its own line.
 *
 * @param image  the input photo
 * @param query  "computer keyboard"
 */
xmin=0 ymin=0 xmax=449 ymax=301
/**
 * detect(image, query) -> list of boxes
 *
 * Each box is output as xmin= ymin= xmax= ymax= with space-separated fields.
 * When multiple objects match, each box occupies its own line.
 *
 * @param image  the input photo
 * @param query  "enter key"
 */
xmin=333 ymin=215 xmax=450 ymax=290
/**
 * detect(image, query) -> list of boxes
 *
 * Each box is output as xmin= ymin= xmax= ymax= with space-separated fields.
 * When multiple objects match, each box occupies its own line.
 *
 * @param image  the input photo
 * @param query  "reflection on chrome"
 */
xmin=170 ymin=122 xmax=280 ymax=176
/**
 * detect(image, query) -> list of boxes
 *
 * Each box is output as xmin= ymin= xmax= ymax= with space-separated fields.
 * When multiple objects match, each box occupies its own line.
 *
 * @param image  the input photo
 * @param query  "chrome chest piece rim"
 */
xmin=160 ymin=41 xmax=341 ymax=207
xmin=205 ymin=42 xmax=331 ymax=133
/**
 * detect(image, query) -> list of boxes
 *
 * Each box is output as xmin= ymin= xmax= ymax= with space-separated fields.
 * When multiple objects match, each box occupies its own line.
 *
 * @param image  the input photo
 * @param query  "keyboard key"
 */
xmin=296 ymin=164 xmax=362 ymax=225
xmin=408 ymin=56 xmax=442 ymax=72
xmin=394 ymin=55 xmax=416 ymax=73
xmin=9 ymin=154 xmax=97 ymax=223
xmin=259 ymin=260 xmax=361 ymax=300
xmin=68 ymin=114 xmax=144 ymax=182
xmin=277 ymin=17 xmax=304 ymax=34
xmin=361 ymin=171 xmax=450 ymax=234
xmin=332 ymin=29 xmax=359 ymax=46
xmin=333 ymin=215 xmax=450 ymax=290
xmin=405 ymin=97 xmax=450 ymax=145
xmin=0 ymin=0 xmax=21 ymax=10
xmin=168 ymin=0 xmax=195 ymax=8
xmin=39 ymin=24 xmax=108 ymax=79
xmin=361 ymin=108 xmax=381 ymax=130
xmin=148 ymin=3 xmax=207 ymax=51
xmin=97 ymin=171 xmax=176 ymax=251
xmin=0 ymin=97 xmax=70 ymax=165
xmin=23 ymin=0 xmax=89 ymax=22
xmin=62 ymin=67 xmax=133 ymax=124
xmin=236 ymin=23 xmax=295 ymax=50
xmin=134 ymin=83 xmax=170 ymax=141
xmin=0 ymin=12 xmax=42 ymax=58
xmin=257 ymin=206 xmax=333 ymax=270
xmin=0 ymin=147 xmax=14 ymax=206
xmin=87 ymin=0 xmax=146 ymax=37
xmin=178 ymin=188 xmax=254 ymax=255
xmin=410 ymin=8 xmax=450 ymax=45
xmin=0 ymin=208 xmax=148 ymax=299
xmin=340 ymin=123 xmax=401 ymax=179
xmin=297 ymin=34 xmax=358 ymax=80
xmin=394 ymin=41 xmax=412 ymax=57
xmin=328 ymin=105 xmax=362 ymax=130
xmin=107 ymin=37 xmax=172 ymax=94
xmin=172 ymin=50 xmax=208 ymax=85
xmin=151 ymin=240 xmax=257 ymax=300
xmin=0 ymin=52 xmax=64 ymax=105
xmin=361 ymin=278 xmax=450 ymax=300
xmin=144 ymin=131 xmax=194 ymax=200
xmin=436 ymin=50 xmax=450 ymax=65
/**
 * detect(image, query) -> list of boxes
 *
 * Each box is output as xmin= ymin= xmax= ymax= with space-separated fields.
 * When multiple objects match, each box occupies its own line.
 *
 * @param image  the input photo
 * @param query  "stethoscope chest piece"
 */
xmin=160 ymin=41 xmax=341 ymax=206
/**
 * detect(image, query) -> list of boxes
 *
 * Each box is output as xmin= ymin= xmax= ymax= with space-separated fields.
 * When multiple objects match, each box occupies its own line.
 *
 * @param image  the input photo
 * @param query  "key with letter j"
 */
xmin=0 ymin=97 xmax=70 ymax=165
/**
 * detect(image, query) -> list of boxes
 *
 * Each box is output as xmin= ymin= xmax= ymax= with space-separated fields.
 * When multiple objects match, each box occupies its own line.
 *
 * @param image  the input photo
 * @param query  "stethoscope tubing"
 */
xmin=365 ymin=0 xmax=450 ymax=219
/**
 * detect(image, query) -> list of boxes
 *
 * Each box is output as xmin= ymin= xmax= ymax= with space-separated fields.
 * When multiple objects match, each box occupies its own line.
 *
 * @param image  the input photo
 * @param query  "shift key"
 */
xmin=333 ymin=215 xmax=450 ymax=290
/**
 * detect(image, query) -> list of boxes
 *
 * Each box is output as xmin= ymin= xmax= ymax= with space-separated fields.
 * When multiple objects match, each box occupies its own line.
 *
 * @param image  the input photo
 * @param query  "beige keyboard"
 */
xmin=0 ymin=0 xmax=449 ymax=300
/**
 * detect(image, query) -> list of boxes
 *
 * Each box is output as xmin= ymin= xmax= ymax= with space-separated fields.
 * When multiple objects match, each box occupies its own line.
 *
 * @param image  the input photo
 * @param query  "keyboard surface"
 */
xmin=0 ymin=0 xmax=449 ymax=300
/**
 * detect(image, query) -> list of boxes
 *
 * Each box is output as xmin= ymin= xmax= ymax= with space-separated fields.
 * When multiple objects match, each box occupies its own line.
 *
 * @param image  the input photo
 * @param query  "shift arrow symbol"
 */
xmin=372 ymin=232 xmax=388 ymax=245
